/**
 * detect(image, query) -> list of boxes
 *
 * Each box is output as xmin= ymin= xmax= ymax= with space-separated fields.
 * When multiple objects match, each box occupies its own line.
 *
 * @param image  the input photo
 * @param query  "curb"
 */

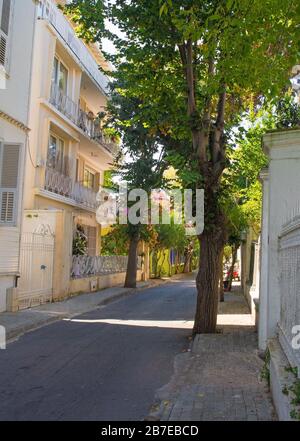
xmin=4 ymin=277 xmax=172 ymax=343
xmin=6 ymin=315 xmax=62 ymax=343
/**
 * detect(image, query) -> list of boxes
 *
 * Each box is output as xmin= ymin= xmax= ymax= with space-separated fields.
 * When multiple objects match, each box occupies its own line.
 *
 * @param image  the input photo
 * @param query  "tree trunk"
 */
xmin=193 ymin=230 xmax=224 ymax=334
xmin=124 ymin=234 xmax=139 ymax=288
xmin=193 ymin=188 xmax=226 ymax=334
xmin=178 ymin=41 xmax=227 ymax=334
xmin=219 ymin=247 xmax=224 ymax=302
xmin=183 ymin=252 xmax=191 ymax=273
xmin=183 ymin=241 xmax=194 ymax=273
xmin=228 ymin=244 xmax=238 ymax=292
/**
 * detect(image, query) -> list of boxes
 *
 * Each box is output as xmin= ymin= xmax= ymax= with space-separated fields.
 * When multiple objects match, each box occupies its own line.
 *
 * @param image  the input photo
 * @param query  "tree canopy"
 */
xmin=65 ymin=0 xmax=300 ymax=333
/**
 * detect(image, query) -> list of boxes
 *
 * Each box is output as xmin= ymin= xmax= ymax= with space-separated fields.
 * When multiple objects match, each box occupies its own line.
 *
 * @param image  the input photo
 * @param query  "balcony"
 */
xmin=44 ymin=167 xmax=98 ymax=211
xmin=77 ymin=109 xmax=120 ymax=156
xmin=49 ymin=82 xmax=78 ymax=124
xmin=49 ymin=82 xmax=119 ymax=157
xmin=38 ymin=0 xmax=109 ymax=94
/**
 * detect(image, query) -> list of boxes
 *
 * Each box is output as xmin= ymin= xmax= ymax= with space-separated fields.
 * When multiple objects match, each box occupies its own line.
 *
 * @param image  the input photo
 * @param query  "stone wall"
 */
xmin=69 ymin=270 xmax=143 ymax=296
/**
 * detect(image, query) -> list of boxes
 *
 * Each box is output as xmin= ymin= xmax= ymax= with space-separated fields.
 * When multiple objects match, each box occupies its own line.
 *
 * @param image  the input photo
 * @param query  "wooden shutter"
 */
xmin=0 ymin=0 xmax=11 ymax=68
xmin=0 ymin=143 xmax=20 ymax=224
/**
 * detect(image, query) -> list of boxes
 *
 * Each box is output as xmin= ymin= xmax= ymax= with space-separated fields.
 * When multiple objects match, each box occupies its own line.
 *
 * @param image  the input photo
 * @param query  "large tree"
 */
xmin=106 ymin=80 xmax=167 ymax=288
xmin=65 ymin=0 xmax=300 ymax=333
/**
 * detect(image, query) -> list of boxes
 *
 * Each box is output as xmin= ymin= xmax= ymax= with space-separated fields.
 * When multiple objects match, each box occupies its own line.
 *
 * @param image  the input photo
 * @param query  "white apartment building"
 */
xmin=0 ymin=0 xmax=36 ymax=311
xmin=1 ymin=0 xmax=126 ymax=312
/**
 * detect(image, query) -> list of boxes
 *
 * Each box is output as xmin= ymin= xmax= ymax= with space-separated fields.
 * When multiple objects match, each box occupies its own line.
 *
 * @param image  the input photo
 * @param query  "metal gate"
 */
xmin=18 ymin=224 xmax=55 ymax=310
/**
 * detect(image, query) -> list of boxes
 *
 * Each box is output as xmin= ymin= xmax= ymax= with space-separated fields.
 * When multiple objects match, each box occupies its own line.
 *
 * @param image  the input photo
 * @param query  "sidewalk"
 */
xmin=0 ymin=278 xmax=168 ymax=343
xmin=148 ymin=286 xmax=277 ymax=421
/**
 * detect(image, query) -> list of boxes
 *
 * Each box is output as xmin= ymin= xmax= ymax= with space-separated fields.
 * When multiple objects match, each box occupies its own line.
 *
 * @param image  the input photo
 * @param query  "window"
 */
xmin=0 ymin=0 xmax=12 ymax=69
xmin=52 ymin=56 xmax=58 ymax=84
xmin=83 ymin=167 xmax=95 ymax=190
xmin=0 ymin=143 xmax=20 ymax=225
xmin=52 ymin=56 xmax=68 ymax=93
xmin=47 ymin=133 xmax=65 ymax=173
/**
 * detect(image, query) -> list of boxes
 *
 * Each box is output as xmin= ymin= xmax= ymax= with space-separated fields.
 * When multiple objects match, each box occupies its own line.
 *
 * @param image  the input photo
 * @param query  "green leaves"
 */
xmin=222 ymin=108 xmax=273 ymax=237
xmin=159 ymin=0 xmax=173 ymax=17
xmin=275 ymin=92 xmax=300 ymax=129
xmin=65 ymin=0 xmax=299 ymax=243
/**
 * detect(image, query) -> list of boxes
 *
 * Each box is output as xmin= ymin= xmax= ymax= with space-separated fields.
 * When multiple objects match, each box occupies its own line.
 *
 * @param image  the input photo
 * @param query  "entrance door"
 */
xmin=18 ymin=217 xmax=55 ymax=310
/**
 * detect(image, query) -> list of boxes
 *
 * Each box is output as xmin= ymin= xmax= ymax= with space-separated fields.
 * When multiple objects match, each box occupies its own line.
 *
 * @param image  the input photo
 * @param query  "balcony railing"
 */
xmin=73 ymin=181 xmax=98 ymax=209
xmin=50 ymin=82 xmax=79 ymax=124
xmin=71 ymin=255 xmax=142 ymax=278
xmin=49 ymin=83 xmax=119 ymax=156
xmin=77 ymin=109 xmax=102 ymax=141
xmin=44 ymin=167 xmax=98 ymax=210
xmin=38 ymin=0 xmax=109 ymax=93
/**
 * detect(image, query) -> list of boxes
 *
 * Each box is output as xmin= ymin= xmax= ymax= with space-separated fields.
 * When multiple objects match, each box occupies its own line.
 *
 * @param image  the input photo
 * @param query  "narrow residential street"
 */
xmin=0 ymin=277 xmax=196 ymax=421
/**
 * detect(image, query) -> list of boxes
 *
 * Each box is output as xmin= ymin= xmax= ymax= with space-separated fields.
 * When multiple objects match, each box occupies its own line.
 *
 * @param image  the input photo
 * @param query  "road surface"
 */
xmin=0 ymin=276 xmax=196 ymax=421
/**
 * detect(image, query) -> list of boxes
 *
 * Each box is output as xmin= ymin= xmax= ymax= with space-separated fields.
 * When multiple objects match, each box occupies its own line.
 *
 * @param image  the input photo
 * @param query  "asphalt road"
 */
xmin=0 ymin=276 xmax=196 ymax=421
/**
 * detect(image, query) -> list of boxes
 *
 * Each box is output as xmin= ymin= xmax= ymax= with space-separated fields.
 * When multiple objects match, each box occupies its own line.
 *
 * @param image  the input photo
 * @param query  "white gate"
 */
xmin=18 ymin=223 xmax=55 ymax=310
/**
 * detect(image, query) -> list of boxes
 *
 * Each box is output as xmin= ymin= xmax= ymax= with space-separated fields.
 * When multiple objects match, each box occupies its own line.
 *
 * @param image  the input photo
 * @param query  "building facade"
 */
xmin=1 ymin=0 xmax=142 ymax=313
xmin=0 ymin=0 xmax=36 ymax=312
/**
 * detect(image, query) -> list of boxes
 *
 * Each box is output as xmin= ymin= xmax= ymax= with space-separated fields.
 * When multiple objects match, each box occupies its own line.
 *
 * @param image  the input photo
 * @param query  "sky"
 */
xmin=102 ymin=19 xmax=119 ymax=56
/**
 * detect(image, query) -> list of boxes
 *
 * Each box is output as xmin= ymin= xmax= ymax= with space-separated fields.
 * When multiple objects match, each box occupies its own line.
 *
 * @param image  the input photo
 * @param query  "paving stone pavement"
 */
xmin=148 ymin=287 xmax=277 ymax=421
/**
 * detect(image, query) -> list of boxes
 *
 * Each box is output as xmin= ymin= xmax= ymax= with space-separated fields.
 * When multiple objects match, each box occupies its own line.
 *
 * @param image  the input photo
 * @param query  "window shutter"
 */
xmin=0 ymin=143 xmax=20 ymax=224
xmin=0 ymin=0 xmax=11 ymax=68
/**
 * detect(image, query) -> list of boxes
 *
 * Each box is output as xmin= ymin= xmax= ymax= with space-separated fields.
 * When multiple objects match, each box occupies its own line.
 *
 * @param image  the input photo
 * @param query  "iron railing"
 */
xmin=44 ymin=167 xmax=98 ymax=210
xmin=49 ymin=83 xmax=119 ymax=156
xmin=49 ymin=82 xmax=78 ymax=124
xmin=71 ymin=255 xmax=133 ymax=278
xmin=38 ymin=0 xmax=109 ymax=93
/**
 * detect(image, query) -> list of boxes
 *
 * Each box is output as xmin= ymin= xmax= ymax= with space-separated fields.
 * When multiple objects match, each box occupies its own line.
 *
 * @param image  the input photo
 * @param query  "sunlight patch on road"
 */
xmin=64 ymin=318 xmax=194 ymax=329
xmin=217 ymin=314 xmax=254 ymax=326
xmin=64 ymin=313 xmax=254 ymax=328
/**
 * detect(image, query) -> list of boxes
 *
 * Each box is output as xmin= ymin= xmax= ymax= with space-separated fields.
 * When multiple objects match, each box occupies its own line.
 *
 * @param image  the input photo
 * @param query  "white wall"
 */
xmin=0 ymin=0 xmax=36 ymax=124
xmin=259 ymin=129 xmax=300 ymax=346
xmin=0 ymin=0 xmax=36 ymax=311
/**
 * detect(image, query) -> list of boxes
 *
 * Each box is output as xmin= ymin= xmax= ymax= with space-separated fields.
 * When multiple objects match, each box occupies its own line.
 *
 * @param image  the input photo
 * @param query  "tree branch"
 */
xmin=212 ymin=85 xmax=226 ymax=164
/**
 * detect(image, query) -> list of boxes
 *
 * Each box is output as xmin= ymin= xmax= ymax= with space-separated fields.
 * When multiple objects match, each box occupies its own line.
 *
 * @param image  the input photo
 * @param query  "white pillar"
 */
xmin=258 ymin=168 xmax=269 ymax=351
xmin=261 ymin=129 xmax=300 ymax=345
